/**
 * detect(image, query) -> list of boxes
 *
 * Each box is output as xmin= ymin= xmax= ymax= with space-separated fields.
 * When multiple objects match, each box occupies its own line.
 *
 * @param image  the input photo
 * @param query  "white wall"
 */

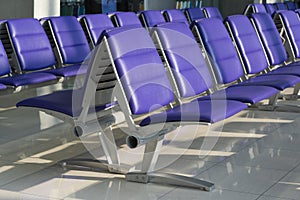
xmin=34 ymin=0 xmax=60 ymax=19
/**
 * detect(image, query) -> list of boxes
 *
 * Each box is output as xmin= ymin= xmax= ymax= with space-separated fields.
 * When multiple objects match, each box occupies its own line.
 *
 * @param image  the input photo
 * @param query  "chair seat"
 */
xmin=238 ymin=74 xmax=300 ymax=90
xmin=203 ymin=85 xmax=278 ymax=104
xmin=268 ymin=65 xmax=300 ymax=76
xmin=0 ymin=72 xmax=57 ymax=87
xmin=140 ymin=99 xmax=247 ymax=126
xmin=17 ymin=89 xmax=108 ymax=117
xmin=0 ymin=83 xmax=6 ymax=90
xmin=47 ymin=64 xmax=87 ymax=77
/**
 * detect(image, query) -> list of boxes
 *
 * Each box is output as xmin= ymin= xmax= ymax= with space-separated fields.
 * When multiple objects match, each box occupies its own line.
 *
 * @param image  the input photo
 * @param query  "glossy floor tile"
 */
xmin=264 ymin=171 xmax=300 ymax=200
xmin=0 ymin=85 xmax=300 ymax=199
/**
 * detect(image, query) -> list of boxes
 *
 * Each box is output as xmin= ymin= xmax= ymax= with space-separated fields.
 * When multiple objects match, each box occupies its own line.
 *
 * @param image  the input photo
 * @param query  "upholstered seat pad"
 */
xmin=0 ymin=83 xmax=6 ymax=90
xmin=140 ymin=99 xmax=247 ymax=126
xmin=47 ymin=64 xmax=87 ymax=77
xmin=17 ymin=89 xmax=107 ymax=117
xmin=202 ymin=85 xmax=278 ymax=104
xmin=237 ymin=74 xmax=300 ymax=90
xmin=0 ymin=72 xmax=57 ymax=87
xmin=268 ymin=65 xmax=300 ymax=76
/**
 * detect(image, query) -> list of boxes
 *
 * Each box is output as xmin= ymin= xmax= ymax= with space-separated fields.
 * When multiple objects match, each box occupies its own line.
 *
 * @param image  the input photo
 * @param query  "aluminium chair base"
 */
xmin=59 ymin=159 xmax=215 ymax=191
xmin=126 ymin=172 xmax=215 ymax=191
xmin=60 ymin=158 xmax=133 ymax=174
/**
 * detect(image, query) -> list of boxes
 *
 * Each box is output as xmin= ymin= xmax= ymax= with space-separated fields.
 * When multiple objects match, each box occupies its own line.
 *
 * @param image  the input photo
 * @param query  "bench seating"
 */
xmin=0 ymin=18 xmax=59 ymax=91
xmin=193 ymin=18 xmax=300 ymax=94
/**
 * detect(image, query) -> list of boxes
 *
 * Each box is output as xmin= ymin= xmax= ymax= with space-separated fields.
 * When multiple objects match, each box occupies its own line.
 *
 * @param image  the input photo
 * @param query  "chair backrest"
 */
xmin=7 ymin=18 xmax=56 ymax=72
xmin=79 ymin=14 xmax=114 ymax=47
xmin=285 ymin=1 xmax=296 ymax=10
xmin=112 ymin=12 xmax=143 ymax=28
xmin=244 ymin=4 xmax=268 ymax=16
xmin=265 ymin=3 xmax=276 ymax=16
xmin=139 ymin=10 xmax=166 ymax=29
xmin=106 ymin=27 xmax=174 ymax=115
xmin=225 ymin=15 xmax=269 ymax=74
xmin=202 ymin=7 xmax=223 ymax=20
xmin=163 ymin=9 xmax=189 ymax=26
xmin=154 ymin=22 xmax=213 ymax=98
xmin=275 ymin=2 xmax=287 ymax=10
xmin=47 ymin=16 xmax=91 ymax=65
xmin=0 ymin=39 xmax=11 ymax=76
xmin=275 ymin=10 xmax=300 ymax=60
xmin=194 ymin=18 xmax=244 ymax=85
xmin=184 ymin=8 xmax=205 ymax=24
xmin=250 ymin=13 xmax=288 ymax=66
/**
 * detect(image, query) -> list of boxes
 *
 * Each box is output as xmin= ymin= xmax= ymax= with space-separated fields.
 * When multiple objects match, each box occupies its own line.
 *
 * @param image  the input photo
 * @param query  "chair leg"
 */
xmin=125 ymin=135 xmax=215 ymax=191
xmin=60 ymin=126 xmax=132 ymax=174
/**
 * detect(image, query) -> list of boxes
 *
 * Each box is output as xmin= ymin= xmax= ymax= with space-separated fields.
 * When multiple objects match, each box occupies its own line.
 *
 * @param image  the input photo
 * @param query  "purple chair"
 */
xmin=202 ymin=7 xmax=223 ymax=20
xmin=250 ymin=12 xmax=300 ymax=73
xmin=78 ymin=14 xmax=114 ymax=48
xmin=163 ymin=9 xmax=189 ymax=26
xmin=243 ymin=4 xmax=267 ymax=16
xmin=154 ymin=22 xmax=278 ymax=106
xmin=285 ymin=1 xmax=297 ymax=10
xmin=265 ymin=3 xmax=276 ymax=16
xmin=43 ymin=16 xmax=91 ymax=77
xmin=139 ymin=10 xmax=166 ymax=31
xmin=17 ymin=25 xmax=247 ymax=191
xmin=275 ymin=2 xmax=287 ymax=10
xmin=184 ymin=8 xmax=206 ymax=24
xmin=112 ymin=12 xmax=143 ymax=28
xmin=225 ymin=15 xmax=300 ymax=93
xmin=192 ymin=18 xmax=300 ymax=107
xmin=2 ymin=18 xmax=59 ymax=89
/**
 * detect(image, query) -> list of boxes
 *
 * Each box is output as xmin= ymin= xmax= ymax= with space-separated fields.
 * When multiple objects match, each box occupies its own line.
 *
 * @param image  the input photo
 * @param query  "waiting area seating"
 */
xmin=1 ymin=4 xmax=300 ymax=192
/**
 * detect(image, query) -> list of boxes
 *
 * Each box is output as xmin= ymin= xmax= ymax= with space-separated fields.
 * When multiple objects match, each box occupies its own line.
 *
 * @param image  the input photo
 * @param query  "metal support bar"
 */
xmin=126 ymin=172 xmax=214 ymax=191
xmin=141 ymin=136 xmax=164 ymax=173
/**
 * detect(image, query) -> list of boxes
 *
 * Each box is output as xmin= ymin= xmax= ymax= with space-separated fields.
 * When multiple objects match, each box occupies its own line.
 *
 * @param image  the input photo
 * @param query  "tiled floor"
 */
xmin=0 ymin=85 xmax=300 ymax=200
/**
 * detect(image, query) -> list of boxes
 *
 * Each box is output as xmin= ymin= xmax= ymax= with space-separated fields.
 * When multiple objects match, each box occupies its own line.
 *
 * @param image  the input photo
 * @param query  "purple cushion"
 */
xmin=164 ymin=9 xmax=189 ymax=26
xmin=140 ymin=99 xmax=247 ymax=126
xmin=225 ymin=15 xmax=269 ymax=74
xmin=195 ymin=18 xmax=245 ymax=84
xmin=0 ymin=83 xmax=6 ymax=90
xmin=0 ymin=72 xmax=57 ymax=87
xmin=0 ymin=41 xmax=11 ymax=76
xmin=49 ymin=16 xmax=90 ymax=64
xmin=269 ymin=65 xmax=300 ymax=76
xmin=47 ymin=64 xmax=87 ymax=77
xmin=155 ymin=22 xmax=213 ymax=97
xmin=106 ymin=27 xmax=174 ymax=115
xmin=250 ymin=13 xmax=288 ymax=65
xmin=238 ymin=74 xmax=300 ymax=90
xmin=7 ymin=18 xmax=56 ymax=71
xmin=202 ymin=7 xmax=223 ymax=20
xmin=83 ymin=14 xmax=114 ymax=45
xmin=17 ymin=89 xmax=107 ymax=117
xmin=114 ymin=12 xmax=143 ymax=28
xmin=141 ymin=10 xmax=166 ymax=27
xmin=185 ymin=8 xmax=205 ymax=23
xmin=278 ymin=11 xmax=300 ymax=59
xmin=202 ymin=85 xmax=278 ymax=104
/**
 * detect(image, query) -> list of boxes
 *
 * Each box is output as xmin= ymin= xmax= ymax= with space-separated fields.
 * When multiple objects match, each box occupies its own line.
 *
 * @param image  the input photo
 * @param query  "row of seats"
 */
xmin=15 ymin=8 xmax=300 ymax=190
xmin=0 ymin=16 xmax=92 ymax=95
xmin=0 ymin=7 xmax=222 ymax=96
xmin=244 ymin=1 xmax=298 ymax=16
